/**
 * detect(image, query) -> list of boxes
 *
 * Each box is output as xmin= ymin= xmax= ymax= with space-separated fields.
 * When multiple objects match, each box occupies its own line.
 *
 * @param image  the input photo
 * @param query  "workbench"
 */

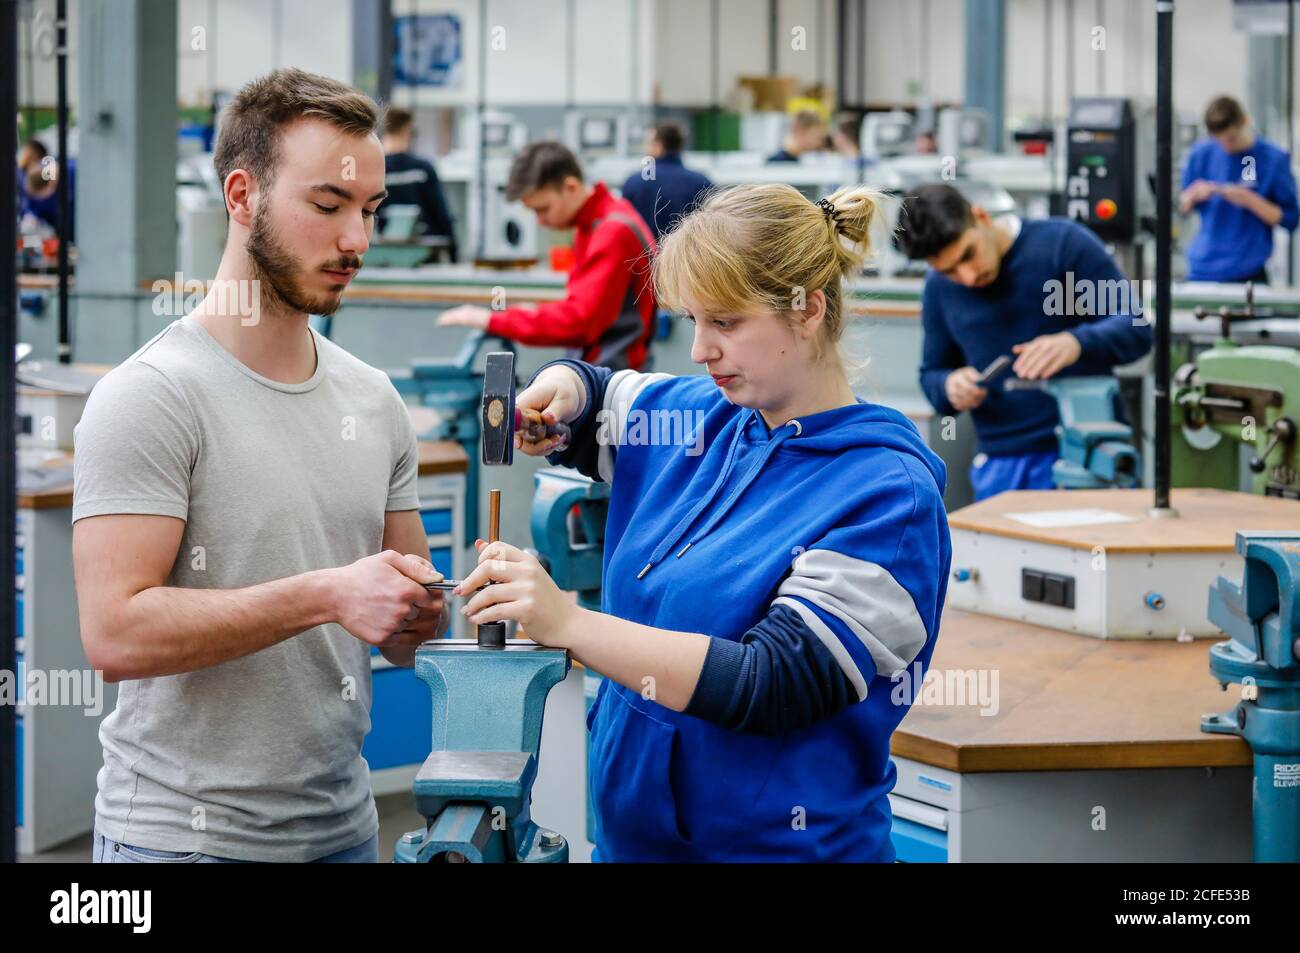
xmin=14 ymin=455 xmax=118 ymax=855
xmin=888 ymin=609 xmax=1253 ymax=862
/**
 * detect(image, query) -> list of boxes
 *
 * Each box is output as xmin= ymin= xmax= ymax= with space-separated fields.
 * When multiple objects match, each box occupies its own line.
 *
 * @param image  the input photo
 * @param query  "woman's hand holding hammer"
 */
xmin=513 ymin=365 xmax=585 ymax=456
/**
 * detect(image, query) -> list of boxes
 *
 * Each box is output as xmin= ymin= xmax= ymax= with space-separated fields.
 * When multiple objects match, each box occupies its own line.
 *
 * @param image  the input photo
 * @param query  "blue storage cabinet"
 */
xmin=887 ymin=759 xmax=952 ymax=863
xmin=890 ymin=815 xmax=948 ymax=862
xmin=14 ymin=490 xmax=119 ymax=854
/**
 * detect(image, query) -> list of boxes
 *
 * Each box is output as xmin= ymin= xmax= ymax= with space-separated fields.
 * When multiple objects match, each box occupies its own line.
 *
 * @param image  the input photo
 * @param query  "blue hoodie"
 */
xmin=543 ymin=363 xmax=952 ymax=862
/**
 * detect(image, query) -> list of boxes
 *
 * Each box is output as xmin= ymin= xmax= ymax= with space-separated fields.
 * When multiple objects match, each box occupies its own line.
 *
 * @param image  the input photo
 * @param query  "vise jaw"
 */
xmin=394 ymin=640 xmax=571 ymax=863
xmin=1200 ymin=532 xmax=1300 ymax=864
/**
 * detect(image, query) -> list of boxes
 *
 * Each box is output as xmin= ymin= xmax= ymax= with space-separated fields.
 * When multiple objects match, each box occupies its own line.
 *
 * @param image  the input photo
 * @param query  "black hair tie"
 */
xmin=817 ymin=197 xmax=843 ymax=231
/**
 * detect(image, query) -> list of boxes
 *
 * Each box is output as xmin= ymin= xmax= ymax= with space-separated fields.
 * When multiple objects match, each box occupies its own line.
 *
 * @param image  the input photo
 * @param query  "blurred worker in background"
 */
xmin=1180 ymin=94 xmax=1299 ymax=284
xmin=19 ymin=145 xmax=75 ymax=242
xmin=620 ymin=121 xmax=713 ymax=241
xmin=16 ymin=136 xmax=47 ymax=179
xmin=896 ymin=183 xmax=1152 ymax=501
xmin=829 ymin=112 xmax=867 ymax=180
xmin=767 ymin=109 xmax=827 ymax=163
xmin=438 ymin=141 xmax=658 ymax=371
xmin=913 ymin=129 xmax=938 ymax=155
xmin=378 ymin=106 xmax=458 ymax=262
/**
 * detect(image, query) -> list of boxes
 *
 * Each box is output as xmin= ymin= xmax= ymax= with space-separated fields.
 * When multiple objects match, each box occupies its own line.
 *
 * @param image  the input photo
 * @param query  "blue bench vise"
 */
xmin=531 ymin=468 xmax=609 ymax=613
xmin=394 ymin=640 xmax=571 ymax=863
xmin=1005 ymin=376 xmax=1140 ymax=489
xmin=1200 ymin=531 xmax=1300 ymax=863
xmin=395 ymin=351 xmax=575 ymax=863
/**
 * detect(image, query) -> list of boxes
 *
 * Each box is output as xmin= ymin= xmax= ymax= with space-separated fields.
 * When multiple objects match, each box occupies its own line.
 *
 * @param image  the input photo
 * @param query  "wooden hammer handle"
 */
xmin=515 ymin=407 xmax=572 ymax=444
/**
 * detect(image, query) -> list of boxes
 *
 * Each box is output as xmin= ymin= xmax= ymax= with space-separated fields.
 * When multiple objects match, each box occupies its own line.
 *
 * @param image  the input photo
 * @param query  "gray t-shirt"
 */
xmin=72 ymin=315 xmax=420 ymax=862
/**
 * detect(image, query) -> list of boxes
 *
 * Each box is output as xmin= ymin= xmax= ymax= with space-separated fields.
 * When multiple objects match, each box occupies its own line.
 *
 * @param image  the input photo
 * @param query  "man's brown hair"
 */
xmin=652 ymin=122 xmax=686 ymax=154
xmin=1205 ymin=95 xmax=1246 ymax=135
xmin=213 ymin=68 xmax=380 ymax=193
xmin=504 ymin=141 xmax=584 ymax=202
xmin=384 ymin=106 xmax=414 ymax=138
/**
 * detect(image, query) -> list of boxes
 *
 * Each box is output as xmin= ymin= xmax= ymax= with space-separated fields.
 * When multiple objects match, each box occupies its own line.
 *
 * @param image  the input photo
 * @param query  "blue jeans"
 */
xmin=969 ymin=450 xmax=1059 ymax=501
xmin=92 ymin=829 xmax=379 ymax=864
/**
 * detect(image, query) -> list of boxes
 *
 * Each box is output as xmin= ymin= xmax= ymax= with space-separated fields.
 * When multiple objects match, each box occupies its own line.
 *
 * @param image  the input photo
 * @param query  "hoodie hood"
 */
xmin=636 ymin=397 xmax=946 ymax=580
xmin=745 ymin=399 xmax=947 ymax=492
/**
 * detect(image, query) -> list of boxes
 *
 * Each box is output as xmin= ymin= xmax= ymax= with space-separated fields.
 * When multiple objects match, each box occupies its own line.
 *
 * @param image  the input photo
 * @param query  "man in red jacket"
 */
xmin=438 ymin=141 xmax=658 ymax=371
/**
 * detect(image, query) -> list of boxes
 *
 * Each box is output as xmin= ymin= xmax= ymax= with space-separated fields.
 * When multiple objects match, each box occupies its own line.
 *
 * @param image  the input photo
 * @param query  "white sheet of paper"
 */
xmin=1005 ymin=508 xmax=1138 ymax=528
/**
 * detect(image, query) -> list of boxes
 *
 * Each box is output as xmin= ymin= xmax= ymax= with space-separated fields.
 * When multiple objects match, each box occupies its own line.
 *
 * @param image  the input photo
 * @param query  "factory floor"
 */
xmin=18 ymin=792 xmax=429 ymax=864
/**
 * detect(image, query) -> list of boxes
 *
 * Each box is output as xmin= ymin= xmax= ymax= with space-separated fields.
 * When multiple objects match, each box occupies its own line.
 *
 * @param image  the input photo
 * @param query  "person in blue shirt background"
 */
xmin=619 ymin=122 xmax=713 ymax=242
xmin=453 ymin=182 xmax=951 ymax=862
xmin=896 ymin=184 xmax=1153 ymax=501
xmin=1180 ymin=95 xmax=1299 ymax=284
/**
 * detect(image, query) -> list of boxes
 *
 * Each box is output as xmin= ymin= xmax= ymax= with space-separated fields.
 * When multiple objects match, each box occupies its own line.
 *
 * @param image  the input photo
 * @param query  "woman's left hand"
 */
xmin=454 ymin=539 xmax=576 ymax=647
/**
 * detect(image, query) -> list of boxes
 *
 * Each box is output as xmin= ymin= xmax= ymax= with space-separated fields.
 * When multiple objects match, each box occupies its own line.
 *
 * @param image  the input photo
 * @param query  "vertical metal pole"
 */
xmin=1288 ymin=0 xmax=1295 ymax=285
xmin=2 ymin=0 xmax=21 ymax=866
xmin=56 ymin=0 xmax=70 ymax=363
xmin=1153 ymin=0 xmax=1173 ymax=511
xmin=965 ymin=0 xmax=1006 ymax=152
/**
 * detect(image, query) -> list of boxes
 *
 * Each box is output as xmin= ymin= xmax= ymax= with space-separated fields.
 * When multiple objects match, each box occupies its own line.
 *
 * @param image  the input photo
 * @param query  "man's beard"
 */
xmin=246 ymin=203 xmax=358 ymax=318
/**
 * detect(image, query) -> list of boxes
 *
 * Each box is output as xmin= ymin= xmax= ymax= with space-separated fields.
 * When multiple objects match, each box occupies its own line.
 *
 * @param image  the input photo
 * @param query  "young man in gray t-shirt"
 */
xmin=72 ymin=69 xmax=447 ymax=863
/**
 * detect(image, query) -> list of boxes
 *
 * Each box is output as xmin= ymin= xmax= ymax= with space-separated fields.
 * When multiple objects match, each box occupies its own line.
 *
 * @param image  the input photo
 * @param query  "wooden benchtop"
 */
xmin=947 ymin=487 xmax=1300 ymax=553
xmin=417 ymin=439 xmax=468 ymax=476
xmin=17 ymin=477 xmax=75 ymax=510
xmin=891 ymin=608 xmax=1250 ymax=773
xmin=19 ymin=439 xmax=467 ymax=510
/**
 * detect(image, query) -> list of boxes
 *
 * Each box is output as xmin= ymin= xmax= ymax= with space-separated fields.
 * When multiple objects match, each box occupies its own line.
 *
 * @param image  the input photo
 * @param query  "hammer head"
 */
xmin=481 ymin=351 xmax=516 ymax=466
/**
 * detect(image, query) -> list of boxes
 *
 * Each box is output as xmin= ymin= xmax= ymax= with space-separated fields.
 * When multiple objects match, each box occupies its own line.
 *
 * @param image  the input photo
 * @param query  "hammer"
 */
xmin=480 ymin=351 xmax=571 ymax=467
xmin=472 ymin=353 xmax=570 ymax=648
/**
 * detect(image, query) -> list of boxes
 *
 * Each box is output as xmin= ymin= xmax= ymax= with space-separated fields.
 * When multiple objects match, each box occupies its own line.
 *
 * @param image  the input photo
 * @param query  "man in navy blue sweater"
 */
xmin=620 ymin=123 xmax=713 ymax=241
xmin=896 ymin=184 xmax=1153 ymax=500
xmin=1180 ymin=95 xmax=1299 ymax=283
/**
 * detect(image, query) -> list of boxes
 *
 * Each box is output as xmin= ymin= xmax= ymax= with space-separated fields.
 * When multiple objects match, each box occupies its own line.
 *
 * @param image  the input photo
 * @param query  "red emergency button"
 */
xmin=1095 ymin=198 xmax=1118 ymax=220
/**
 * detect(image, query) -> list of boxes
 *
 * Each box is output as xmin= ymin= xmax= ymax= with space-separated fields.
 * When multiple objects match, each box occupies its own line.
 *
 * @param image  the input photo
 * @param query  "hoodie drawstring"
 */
xmin=636 ymin=414 xmax=801 ymax=580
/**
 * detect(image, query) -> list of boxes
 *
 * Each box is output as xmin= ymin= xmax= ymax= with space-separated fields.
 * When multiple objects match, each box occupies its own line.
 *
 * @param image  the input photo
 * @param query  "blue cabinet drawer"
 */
xmin=420 ymin=508 xmax=452 ymax=536
xmin=363 ymin=667 xmax=431 ymax=772
xmin=429 ymin=547 xmax=453 ymax=578
xmin=890 ymin=816 xmax=947 ymax=863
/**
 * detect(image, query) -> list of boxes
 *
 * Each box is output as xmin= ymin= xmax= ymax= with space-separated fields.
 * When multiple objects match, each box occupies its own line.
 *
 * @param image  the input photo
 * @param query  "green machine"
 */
xmin=1172 ymin=284 xmax=1300 ymax=498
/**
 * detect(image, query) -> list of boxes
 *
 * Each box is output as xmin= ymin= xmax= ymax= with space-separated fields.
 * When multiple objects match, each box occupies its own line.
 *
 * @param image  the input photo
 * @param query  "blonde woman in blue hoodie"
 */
xmin=454 ymin=184 xmax=952 ymax=861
